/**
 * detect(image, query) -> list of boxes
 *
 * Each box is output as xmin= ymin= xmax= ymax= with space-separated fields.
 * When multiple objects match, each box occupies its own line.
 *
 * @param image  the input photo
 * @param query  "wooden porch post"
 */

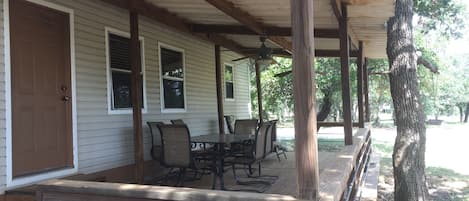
xmin=364 ymin=58 xmax=371 ymax=122
xmin=129 ymin=10 xmax=144 ymax=184
xmin=357 ymin=41 xmax=365 ymax=128
xmin=215 ymin=45 xmax=225 ymax=134
xmin=290 ymin=0 xmax=319 ymax=199
xmin=255 ymin=62 xmax=264 ymax=122
xmin=339 ymin=3 xmax=353 ymax=145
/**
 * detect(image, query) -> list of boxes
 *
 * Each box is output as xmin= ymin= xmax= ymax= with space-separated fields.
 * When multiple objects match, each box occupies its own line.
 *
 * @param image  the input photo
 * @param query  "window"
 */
xmin=106 ymin=28 xmax=146 ymax=114
xmin=225 ymin=64 xmax=234 ymax=99
xmin=159 ymin=43 xmax=186 ymax=112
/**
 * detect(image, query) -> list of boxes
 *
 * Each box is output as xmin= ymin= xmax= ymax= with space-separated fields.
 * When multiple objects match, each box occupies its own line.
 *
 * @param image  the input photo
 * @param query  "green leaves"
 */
xmin=414 ymin=0 xmax=467 ymax=39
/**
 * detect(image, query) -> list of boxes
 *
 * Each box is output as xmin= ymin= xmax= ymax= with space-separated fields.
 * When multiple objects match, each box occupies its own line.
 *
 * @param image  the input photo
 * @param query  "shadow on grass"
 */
xmin=373 ymin=140 xmax=469 ymax=201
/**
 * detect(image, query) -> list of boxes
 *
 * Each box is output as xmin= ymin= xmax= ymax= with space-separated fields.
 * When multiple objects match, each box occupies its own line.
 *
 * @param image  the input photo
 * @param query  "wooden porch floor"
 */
xmin=163 ymin=151 xmax=336 ymax=196
xmin=149 ymin=127 xmax=370 ymax=200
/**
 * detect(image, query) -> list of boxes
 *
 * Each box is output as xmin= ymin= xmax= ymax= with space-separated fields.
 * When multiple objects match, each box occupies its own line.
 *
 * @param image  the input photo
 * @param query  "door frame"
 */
xmin=3 ymin=0 xmax=78 ymax=188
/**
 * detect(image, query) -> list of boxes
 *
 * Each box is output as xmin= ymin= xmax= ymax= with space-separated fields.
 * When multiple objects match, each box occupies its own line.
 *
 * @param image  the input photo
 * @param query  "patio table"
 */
xmin=191 ymin=133 xmax=253 ymax=190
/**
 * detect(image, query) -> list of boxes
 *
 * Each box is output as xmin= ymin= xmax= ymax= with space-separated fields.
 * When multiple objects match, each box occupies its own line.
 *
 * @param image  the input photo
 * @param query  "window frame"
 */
xmin=224 ymin=63 xmax=235 ymax=101
xmin=158 ymin=42 xmax=187 ymax=113
xmin=105 ymin=27 xmax=147 ymax=115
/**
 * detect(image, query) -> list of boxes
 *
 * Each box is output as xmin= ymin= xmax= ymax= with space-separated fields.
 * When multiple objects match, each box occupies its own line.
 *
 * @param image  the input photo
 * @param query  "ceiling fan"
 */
xmin=232 ymin=36 xmax=278 ymax=66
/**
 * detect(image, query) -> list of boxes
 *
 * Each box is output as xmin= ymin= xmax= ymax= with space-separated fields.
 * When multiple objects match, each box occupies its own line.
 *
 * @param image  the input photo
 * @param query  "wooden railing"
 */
xmin=36 ymin=179 xmax=303 ymax=201
xmin=317 ymin=122 xmax=360 ymax=127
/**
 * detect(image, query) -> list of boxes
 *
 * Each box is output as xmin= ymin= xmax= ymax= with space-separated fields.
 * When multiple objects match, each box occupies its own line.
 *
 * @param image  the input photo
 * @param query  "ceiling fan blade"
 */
xmin=274 ymin=70 xmax=292 ymax=78
xmin=232 ymin=55 xmax=256 ymax=62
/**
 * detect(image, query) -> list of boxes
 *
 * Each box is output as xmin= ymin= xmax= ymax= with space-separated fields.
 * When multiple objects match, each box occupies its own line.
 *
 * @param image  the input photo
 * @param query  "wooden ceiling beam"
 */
xmin=205 ymin=0 xmax=293 ymax=52
xmin=191 ymin=24 xmax=340 ymax=38
xmin=240 ymin=48 xmax=359 ymax=58
xmin=100 ymin=0 xmax=247 ymax=55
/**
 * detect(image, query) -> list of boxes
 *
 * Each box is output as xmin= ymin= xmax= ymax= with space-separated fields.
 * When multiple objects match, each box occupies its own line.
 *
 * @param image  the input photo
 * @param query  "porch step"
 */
xmin=1 ymin=194 xmax=35 ymax=201
xmin=3 ymin=185 xmax=36 ymax=201
xmin=3 ymin=174 xmax=107 ymax=201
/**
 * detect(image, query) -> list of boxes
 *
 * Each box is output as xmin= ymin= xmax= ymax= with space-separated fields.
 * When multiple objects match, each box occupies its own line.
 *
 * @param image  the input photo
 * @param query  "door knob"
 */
xmin=63 ymin=96 xmax=70 ymax=102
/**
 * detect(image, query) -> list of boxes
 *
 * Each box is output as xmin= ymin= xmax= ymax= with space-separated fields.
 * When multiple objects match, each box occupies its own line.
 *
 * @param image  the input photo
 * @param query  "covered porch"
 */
xmin=4 ymin=0 xmax=392 ymax=200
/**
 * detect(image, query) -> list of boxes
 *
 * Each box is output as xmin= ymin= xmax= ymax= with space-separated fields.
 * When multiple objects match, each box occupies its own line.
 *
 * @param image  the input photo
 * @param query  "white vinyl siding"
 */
xmin=0 ymin=0 xmax=251 ymax=191
xmin=221 ymin=53 xmax=252 ymax=120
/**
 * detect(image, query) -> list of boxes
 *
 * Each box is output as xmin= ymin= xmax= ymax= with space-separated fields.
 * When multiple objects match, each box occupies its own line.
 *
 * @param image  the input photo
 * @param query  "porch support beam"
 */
xmin=101 ymin=0 xmax=247 ymax=55
xmin=205 ymin=0 xmax=292 ymax=52
xmin=191 ymin=24 xmax=340 ymax=38
xmin=129 ymin=10 xmax=144 ymax=184
xmin=255 ymin=63 xmax=264 ymax=122
xmin=357 ymin=41 xmax=365 ymax=128
xmin=364 ymin=58 xmax=371 ymax=122
xmin=291 ymin=0 xmax=319 ymax=199
xmin=339 ymin=3 xmax=353 ymax=145
xmin=215 ymin=45 xmax=225 ymax=134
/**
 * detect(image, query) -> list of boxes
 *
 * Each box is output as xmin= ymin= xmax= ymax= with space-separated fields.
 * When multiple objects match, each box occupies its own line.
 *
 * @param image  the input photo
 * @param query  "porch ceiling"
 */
xmin=145 ymin=0 xmax=394 ymax=58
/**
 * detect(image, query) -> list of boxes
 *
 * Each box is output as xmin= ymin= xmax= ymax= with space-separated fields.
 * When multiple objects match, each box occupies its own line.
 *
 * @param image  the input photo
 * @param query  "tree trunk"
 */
xmin=387 ymin=0 xmax=429 ymax=200
xmin=317 ymin=90 xmax=333 ymax=121
xmin=316 ymin=89 xmax=333 ymax=131
xmin=458 ymin=105 xmax=464 ymax=122
xmin=465 ymin=102 xmax=469 ymax=123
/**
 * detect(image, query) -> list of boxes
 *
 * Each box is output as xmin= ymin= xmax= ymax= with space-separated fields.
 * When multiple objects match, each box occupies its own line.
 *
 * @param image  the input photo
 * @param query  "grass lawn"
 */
xmin=373 ymin=123 xmax=469 ymax=201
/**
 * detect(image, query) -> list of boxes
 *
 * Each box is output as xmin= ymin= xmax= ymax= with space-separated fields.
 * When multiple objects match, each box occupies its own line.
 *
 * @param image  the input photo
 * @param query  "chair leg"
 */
xmin=275 ymin=149 xmax=282 ymax=161
xmin=180 ymin=168 xmax=186 ymax=187
xmin=164 ymin=168 xmax=173 ymax=185
xmin=258 ymin=162 xmax=261 ymax=177
xmin=248 ymin=164 xmax=253 ymax=175
xmin=232 ymin=164 xmax=238 ymax=182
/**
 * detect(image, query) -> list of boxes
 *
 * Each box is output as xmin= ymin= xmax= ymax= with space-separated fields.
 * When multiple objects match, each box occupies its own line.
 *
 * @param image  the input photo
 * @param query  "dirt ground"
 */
xmin=373 ymin=123 xmax=469 ymax=201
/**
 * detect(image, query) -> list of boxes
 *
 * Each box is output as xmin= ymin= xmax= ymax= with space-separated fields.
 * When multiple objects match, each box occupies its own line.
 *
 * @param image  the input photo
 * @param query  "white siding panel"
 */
xmin=222 ymin=52 xmax=252 ymax=120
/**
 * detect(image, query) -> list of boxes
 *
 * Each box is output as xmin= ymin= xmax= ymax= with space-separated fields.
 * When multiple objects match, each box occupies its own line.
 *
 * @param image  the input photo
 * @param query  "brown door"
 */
xmin=10 ymin=0 xmax=73 ymax=177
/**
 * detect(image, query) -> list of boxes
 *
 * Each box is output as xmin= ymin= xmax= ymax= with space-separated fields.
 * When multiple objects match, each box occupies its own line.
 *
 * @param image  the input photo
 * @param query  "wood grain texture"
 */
xmin=101 ymin=0 xmax=246 ymax=54
xmin=205 ymin=0 xmax=292 ymax=52
xmin=290 ymin=0 xmax=320 ymax=199
xmin=357 ymin=41 xmax=365 ymax=128
xmin=339 ymin=3 xmax=353 ymax=145
xmin=215 ymin=45 xmax=225 ymax=134
xmin=363 ymin=58 xmax=371 ymax=122
xmin=255 ymin=63 xmax=264 ymax=122
xmin=129 ymin=11 xmax=144 ymax=184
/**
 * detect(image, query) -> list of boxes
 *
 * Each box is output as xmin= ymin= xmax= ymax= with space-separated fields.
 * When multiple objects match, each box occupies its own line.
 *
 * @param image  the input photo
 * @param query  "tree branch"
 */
xmin=417 ymin=56 xmax=439 ymax=74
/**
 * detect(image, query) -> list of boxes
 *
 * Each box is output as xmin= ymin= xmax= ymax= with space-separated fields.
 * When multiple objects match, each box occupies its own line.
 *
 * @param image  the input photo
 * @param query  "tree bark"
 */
xmin=458 ymin=105 xmax=464 ymax=122
xmin=317 ymin=89 xmax=333 ymax=121
xmin=387 ymin=0 xmax=429 ymax=200
xmin=465 ymin=102 xmax=469 ymax=123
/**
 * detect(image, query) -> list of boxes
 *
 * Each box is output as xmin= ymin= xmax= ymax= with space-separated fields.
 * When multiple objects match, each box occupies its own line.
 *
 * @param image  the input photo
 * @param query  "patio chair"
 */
xmin=234 ymin=119 xmax=258 ymax=135
xmin=157 ymin=124 xmax=209 ymax=186
xmin=147 ymin=121 xmax=165 ymax=161
xmin=170 ymin=119 xmax=185 ymax=125
xmin=270 ymin=120 xmax=287 ymax=161
xmin=224 ymin=115 xmax=235 ymax=134
xmin=230 ymin=119 xmax=258 ymax=156
xmin=227 ymin=122 xmax=274 ymax=192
